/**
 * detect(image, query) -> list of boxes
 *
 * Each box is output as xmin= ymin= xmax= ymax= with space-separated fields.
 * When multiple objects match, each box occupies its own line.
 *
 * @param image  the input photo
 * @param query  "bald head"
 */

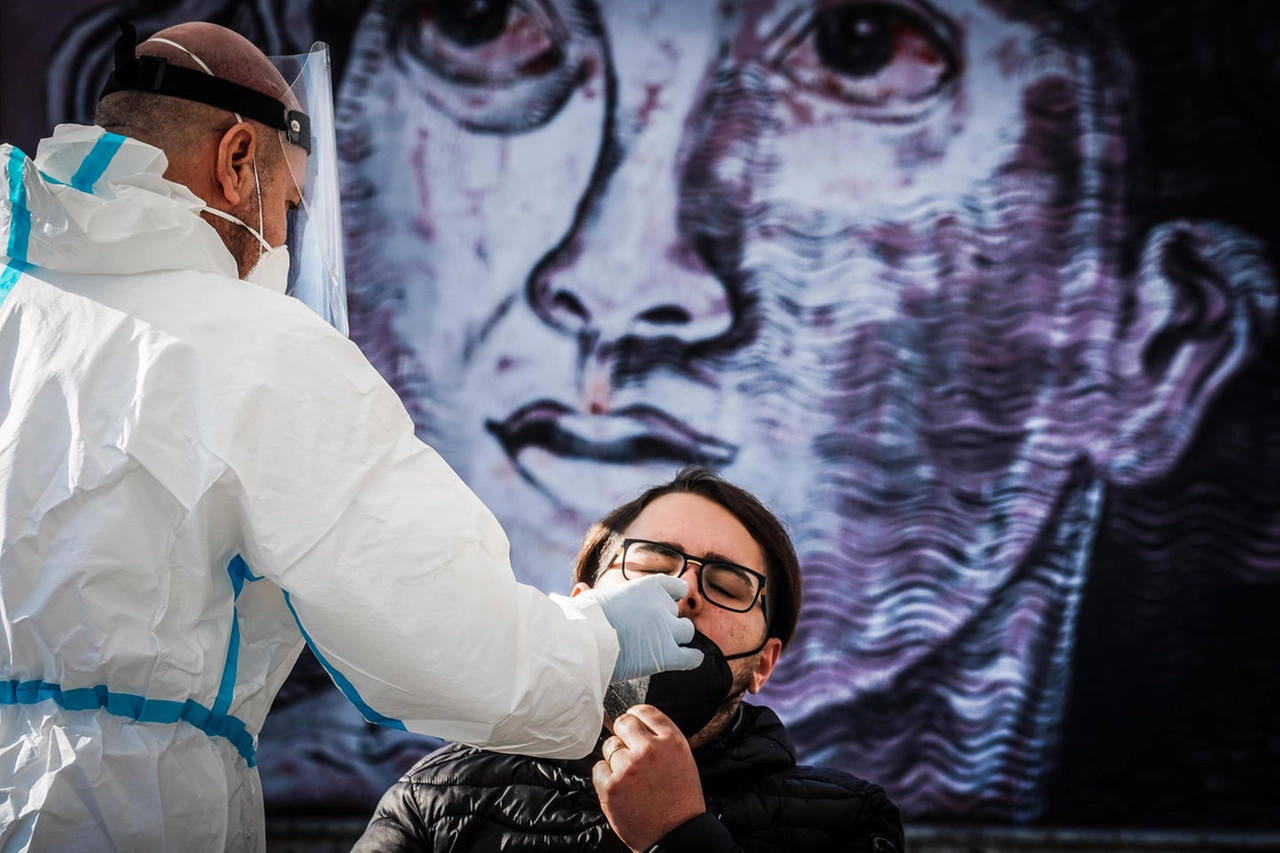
xmin=94 ymin=22 xmax=296 ymax=159
xmin=143 ymin=23 xmax=291 ymax=98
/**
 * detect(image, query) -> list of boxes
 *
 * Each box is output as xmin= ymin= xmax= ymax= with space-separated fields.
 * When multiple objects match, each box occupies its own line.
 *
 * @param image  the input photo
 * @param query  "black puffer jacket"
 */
xmin=353 ymin=703 xmax=904 ymax=852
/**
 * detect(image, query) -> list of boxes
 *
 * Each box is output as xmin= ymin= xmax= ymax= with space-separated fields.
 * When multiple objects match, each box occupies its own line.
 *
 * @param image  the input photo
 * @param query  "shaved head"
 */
xmin=94 ymin=22 xmax=293 ymax=158
xmin=143 ymin=22 xmax=292 ymax=102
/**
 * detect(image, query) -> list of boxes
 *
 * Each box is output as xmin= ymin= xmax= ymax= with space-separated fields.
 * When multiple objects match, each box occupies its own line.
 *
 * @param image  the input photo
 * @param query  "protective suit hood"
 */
xmin=3 ymin=124 xmax=238 ymax=280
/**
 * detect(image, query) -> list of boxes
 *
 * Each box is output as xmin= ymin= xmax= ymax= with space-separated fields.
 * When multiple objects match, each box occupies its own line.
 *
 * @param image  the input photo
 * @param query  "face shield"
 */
xmin=100 ymin=23 xmax=348 ymax=336
xmin=269 ymin=44 xmax=348 ymax=336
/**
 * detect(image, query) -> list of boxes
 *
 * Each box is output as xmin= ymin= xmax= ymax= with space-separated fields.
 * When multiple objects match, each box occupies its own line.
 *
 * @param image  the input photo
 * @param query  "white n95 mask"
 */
xmin=203 ymin=197 xmax=291 ymax=295
xmin=245 ymin=242 xmax=291 ymax=294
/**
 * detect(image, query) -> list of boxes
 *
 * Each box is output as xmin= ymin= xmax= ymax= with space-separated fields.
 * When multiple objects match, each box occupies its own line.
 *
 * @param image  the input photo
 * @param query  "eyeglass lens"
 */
xmin=622 ymin=540 xmax=762 ymax=612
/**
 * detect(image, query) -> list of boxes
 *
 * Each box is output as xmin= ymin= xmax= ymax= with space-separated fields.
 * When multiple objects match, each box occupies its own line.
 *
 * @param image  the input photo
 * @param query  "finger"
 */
xmin=601 ymin=736 xmax=636 ymax=774
xmin=601 ymin=735 xmax=626 ymax=761
xmin=652 ymin=574 xmax=690 ymax=602
xmin=624 ymin=703 xmax=685 ymax=739
xmin=668 ymin=612 xmax=696 ymax=646
xmin=613 ymin=709 xmax=660 ymax=742
xmin=592 ymin=759 xmax=613 ymax=794
xmin=666 ymin=643 xmax=704 ymax=672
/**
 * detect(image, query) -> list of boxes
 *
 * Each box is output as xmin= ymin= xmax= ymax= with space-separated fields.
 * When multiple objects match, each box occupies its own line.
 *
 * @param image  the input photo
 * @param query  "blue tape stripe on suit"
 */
xmin=2 ymin=147 xmax=31 ymax=303
xmin=282 ymin=590 xmax=407 ymax=730
xmin=0 ymin=679 xmax=257 ymax=766
xmin=70 ymin=132 xmax=125 ymax=194
xmin=212 ymin=556 xmax=257 ymax=719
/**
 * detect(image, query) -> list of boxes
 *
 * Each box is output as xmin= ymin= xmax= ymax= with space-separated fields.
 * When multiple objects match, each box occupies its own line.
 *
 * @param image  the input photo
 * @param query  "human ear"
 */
xmin=746 ymin=638 xmax=782 ymax=694
xmin=1095 ymin=220 xmax=1276 ymax=485
xmin=212 ymin=122 xmax=257 ymax=207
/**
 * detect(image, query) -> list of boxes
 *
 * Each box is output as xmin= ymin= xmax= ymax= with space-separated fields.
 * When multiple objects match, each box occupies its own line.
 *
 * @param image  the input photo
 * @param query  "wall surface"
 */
xmin=0 ymin=0 xmax=104 ymax=156
xmin=8 ymin=0 xmax=1279 ymax=832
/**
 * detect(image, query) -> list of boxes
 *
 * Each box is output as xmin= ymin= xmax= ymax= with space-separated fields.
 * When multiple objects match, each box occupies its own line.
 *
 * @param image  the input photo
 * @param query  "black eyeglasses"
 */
xmin=609 ymin=538 xmax=768 ymax=615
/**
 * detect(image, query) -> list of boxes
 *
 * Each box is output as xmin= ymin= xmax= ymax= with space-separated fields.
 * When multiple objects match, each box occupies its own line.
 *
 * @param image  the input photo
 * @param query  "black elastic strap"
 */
xmin=99 ymin=20 xmax=311 ymax=154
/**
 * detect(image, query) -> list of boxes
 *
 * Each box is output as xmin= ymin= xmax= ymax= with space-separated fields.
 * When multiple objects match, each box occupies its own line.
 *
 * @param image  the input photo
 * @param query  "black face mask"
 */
xmin=604 ymin=630 xmax=762 ymax=738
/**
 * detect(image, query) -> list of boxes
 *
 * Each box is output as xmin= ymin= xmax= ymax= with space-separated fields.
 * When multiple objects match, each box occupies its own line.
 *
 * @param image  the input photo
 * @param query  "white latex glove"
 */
xmin=577 ymin=575 xmax=704 ymax=682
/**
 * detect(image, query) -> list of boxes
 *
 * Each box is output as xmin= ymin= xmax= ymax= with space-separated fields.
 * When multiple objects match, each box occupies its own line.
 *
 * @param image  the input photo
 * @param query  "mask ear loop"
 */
xmin=723 ymin=637 xmax=770 ymax=661
xmin=249 ymin=160 xmax=266 ymax=252
xmin=145 ymin=36 xmax=268 ymax=262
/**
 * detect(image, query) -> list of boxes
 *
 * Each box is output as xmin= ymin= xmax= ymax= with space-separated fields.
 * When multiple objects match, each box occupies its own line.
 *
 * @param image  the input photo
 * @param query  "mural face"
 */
xmin=351 ymin=0 xmax=1077 ymax=642
xmin=338 ymin=0 xmax=1274 ymax=819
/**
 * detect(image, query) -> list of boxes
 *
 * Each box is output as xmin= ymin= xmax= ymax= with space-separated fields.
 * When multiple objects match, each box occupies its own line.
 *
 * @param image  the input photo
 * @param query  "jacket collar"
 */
xmin=692 ymin=703 xmax=797 ymax=783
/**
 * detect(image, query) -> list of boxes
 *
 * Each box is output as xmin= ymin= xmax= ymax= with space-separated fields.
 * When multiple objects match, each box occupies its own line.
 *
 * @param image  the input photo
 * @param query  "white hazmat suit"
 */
xmin=0 ymin=125 xmax=620 ymax=851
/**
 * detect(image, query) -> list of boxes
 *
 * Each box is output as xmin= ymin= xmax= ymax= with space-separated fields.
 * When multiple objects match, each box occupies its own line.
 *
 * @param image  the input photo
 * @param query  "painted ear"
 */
xmin=1095 ymin=220 xmax=1277 ymax=485
xmin=213 ymin=122 xmax=257 ymax=206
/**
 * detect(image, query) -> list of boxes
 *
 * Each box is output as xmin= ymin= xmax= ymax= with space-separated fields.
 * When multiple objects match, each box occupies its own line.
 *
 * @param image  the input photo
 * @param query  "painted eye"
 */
xmin=776 ymin=2 xmax=957 ymax=114
xmin=432 ymin=0 xmax=513 ymax=48
xmin=402 ymin=0 xmax=565 ymax=86
xmin=390 ymin=0 xmax=584 ymax=133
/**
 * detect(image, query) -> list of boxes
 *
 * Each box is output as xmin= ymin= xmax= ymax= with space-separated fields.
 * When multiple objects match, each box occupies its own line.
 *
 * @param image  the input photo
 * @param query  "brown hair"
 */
xmin=573 ymin=466 xmax=802 ymax=649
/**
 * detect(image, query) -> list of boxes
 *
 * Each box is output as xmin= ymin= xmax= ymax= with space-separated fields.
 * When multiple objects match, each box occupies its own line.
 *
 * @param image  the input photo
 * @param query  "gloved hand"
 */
xmin=577 ymin=575 xmax=704 ymax=682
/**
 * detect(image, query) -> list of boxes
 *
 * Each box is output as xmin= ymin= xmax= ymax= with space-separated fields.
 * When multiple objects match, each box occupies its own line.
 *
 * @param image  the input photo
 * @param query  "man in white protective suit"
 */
xmin=0 ymin=21 xmax=702 ymax=852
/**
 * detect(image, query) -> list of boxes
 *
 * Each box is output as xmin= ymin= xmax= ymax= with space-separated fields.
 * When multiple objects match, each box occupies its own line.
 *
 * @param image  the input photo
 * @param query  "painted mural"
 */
xmin=33 ymin=0 xmax=1280 ymax=826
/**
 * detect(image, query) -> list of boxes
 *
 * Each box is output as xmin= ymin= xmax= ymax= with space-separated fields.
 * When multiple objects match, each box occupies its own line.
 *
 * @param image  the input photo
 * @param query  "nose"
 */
xmin=523 ymin=72 xmax=736 ymax=352
xmin=676 ymin=563 xmax=705 ymax=620
xmin=527 ymin=222 xmax=734 ymax=349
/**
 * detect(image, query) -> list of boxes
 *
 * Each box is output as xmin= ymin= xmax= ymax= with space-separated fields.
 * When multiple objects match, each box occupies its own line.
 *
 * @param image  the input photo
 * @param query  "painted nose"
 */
xmin=527 ymin=234 xmax=733 ymax=347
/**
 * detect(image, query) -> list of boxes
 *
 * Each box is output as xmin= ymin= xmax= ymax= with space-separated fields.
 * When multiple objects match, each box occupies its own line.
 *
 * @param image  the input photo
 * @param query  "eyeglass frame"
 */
xmin=604 ymin=538 xmax=771 ymax=623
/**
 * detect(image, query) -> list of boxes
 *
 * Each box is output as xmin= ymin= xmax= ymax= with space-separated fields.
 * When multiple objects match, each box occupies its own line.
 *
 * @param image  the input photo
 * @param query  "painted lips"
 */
xmin=487 ymin=400 xmax=738 ymax=466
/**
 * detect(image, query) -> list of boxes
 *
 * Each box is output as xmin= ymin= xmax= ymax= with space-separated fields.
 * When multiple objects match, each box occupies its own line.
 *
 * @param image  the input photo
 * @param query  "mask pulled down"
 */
xmin=603 ymin=630 xmax=735 ymax=739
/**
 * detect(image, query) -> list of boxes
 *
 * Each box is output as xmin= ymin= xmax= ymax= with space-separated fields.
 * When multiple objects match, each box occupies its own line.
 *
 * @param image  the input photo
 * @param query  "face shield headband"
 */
xmin=101 ymin=21 xmax=310 ymax=154
xmin=99 ymin=21 xmax=349 ymax=336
